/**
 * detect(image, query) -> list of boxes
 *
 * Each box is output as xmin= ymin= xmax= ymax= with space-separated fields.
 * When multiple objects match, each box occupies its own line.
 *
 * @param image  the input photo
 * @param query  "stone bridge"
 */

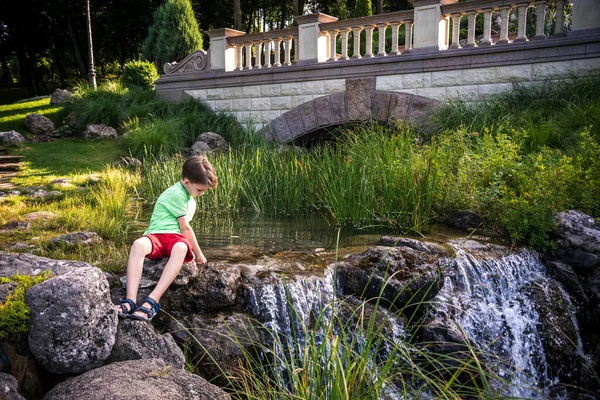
xmin=155 ymin=0 xmax=600 ymax=143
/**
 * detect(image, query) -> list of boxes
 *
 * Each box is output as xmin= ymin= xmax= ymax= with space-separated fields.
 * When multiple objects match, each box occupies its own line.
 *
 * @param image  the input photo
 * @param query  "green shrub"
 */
xmin=121 ymin=60 xmax=159 ymax=91
xmin=0 ymin=271 xmax=54 ymax=341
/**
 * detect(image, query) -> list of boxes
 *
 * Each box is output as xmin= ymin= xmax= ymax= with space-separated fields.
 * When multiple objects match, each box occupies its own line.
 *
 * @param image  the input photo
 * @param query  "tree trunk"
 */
xmin=234 ymin=0 xmax=242 ymax=30
xmin=376 ymin=0 xmax=384 ymax=14
xmin=68 ymin=15 xmax=87 ymax=77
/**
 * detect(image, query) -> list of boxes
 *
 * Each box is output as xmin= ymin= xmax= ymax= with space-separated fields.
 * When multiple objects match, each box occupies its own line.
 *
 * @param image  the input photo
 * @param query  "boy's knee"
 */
xmin=171 ymin=241 xmax=188 ymax=254
xmin=131 ymin=237 xmax=152 ymax=252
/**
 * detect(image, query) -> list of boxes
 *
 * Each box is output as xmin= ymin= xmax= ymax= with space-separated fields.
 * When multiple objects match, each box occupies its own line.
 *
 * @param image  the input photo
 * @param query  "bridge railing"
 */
xmin=165 ymin=0 xmax=579 ymax=75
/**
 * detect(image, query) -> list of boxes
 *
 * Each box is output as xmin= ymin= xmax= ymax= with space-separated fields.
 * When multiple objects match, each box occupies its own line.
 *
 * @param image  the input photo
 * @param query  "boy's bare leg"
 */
xmin=132 ymin=241 xmax=188 ymax=318
xmin=115 ymin=237 xmax=152 ymax=313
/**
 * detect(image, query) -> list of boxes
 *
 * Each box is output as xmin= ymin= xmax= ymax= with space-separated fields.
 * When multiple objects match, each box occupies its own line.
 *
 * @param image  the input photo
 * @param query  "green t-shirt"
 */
xmin=144 ymin=182 xmax=196 ymax=234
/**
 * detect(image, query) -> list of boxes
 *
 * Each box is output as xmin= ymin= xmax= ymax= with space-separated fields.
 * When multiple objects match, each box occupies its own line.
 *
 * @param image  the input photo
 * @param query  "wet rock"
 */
xmin=26 ymin=266 xmax=117 ymax=374
xmin=0 ymin=251 xmax=89 ymax=277
xmin=553 ymin=210 xmax=600 ymax=272
xmin=377 ymin=236 xmax=448 ymax=255
xmin=445 ymin=210 xmax=483 ymax=230
xmin=50 ymin=88 xmax=71 ymax=105
xmin=24 ymin=114 xmax=55 ymax=135
xmin=526 ymin=278 xmax=599 ymax=393
xmin=106 ymin=319 xmax=185 ymax=369
xmin=169 ymin=312 xmax=259 ymax=385
xmin=48 ymin=231 xmax=103 ymax=247
xmin=544 ymin=260 xmax=588 ymax=305
xmin=336 ymin=245 xmax=443 ymax=318
xmin=0 ymin=372 xmax=26 ymax=400
xmin=82 ymin=124 xmax=117 ymax=140
xmin=43 ymin=358 xmax=231 ymax=400
xmin=0 ymin=130 xmax=25 ymax=146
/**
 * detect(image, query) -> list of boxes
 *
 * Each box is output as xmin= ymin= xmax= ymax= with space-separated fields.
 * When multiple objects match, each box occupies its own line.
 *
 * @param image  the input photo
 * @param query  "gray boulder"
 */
xmin=23 ymin=211 xmax=56 ymax=222
xmin=0 ymin=130 xmax=25 ymax=146
xmin=50 ymin=88 xmax=72 ymax=105
xmin=189 ymin=141 xmax=212 ymax=156
xmin=106 ymin=319 xmax=185 ymax=369
xmin=48 ymin=231 xmax=103 ymax=247
xmin=26 ymin=266 xmax=117 ymax=374
xmin=24 ymin=114 xmax=55 ymax=135
xmin=0 ymin=251 xmax=90 ymax=278
xmin=43 ymin=358 xmax=231 ymax=400
xmin=83 ymin=124 xmax=117 ymax=140
xmin=0 ymin=372 xmax=25 ymax=400
xmin=554 ymin=210 xmax=600 ymax=272
xmin=113 ymin=156 xmax=142 ymax=169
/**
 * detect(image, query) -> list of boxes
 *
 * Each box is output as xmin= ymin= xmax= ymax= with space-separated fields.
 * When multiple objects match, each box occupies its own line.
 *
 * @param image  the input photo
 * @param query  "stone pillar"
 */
xmin=554 ymin=0 xmax=566 ymax=36
xmin=377 ymin=24 xmax=387 ymax=56
xmin=497 ymin=6 xmax=511 ymax=44
xmin=327 ymin=30 xmax=339 ymax=61
xmin=480 ymin=9 xmax=493 ymax=46
xmin=255 ymin=41 xmax=263 ymax=68
xmin=294 ymin=13 xmax=338 ymax=64
xmin=450 ymin=14 xmax=461 ymax=49
xmin=514 ymin=3 xmax=529 ymax=42
xmin=364 ymin=25 xmax=375 ymax=58
xmin=412 ymin=0 xmax=457 ymax=52
xmin=404 ymin=21 xmax=413 ymax=52
xmin=390 ymin=23 xmax=400 ymax=55
xmin=340 ymin=28 xmax=351 ymax=60
xmin=572 ymin=0 xmax=600 ymax=32
xmin=465 ymin=11 xmax=477 ymax=47
xmin=352 ymin=26 xmax=363 ymax=59
xmin=236 ymin=44 xmax=244 ymax=70
xmin=244 ymin=43 xmax=253 ymax=69
xmin=274 ymin=38 xmax=282 ymax=66
xmin=533 ymin=1 xmax=547 ymax=40
xmin=206 ymin=28 xmax=245 ymax=72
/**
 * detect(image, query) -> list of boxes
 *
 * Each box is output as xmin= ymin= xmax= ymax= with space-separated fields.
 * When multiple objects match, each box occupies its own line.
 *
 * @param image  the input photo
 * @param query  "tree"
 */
xmin=354 ymin=0 xmax=372 ymax=17
xmin=142 ymin=0 xmax=203 ymax=73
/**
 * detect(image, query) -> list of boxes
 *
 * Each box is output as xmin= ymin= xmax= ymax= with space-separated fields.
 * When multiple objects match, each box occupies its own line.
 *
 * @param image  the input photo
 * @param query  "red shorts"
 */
xmin=144 ymin=233 xmax=194 ymax=263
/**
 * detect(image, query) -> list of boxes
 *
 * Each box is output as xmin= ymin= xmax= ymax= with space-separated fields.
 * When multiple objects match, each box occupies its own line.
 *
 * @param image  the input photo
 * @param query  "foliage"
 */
xmin=353 ymin=0 xmax=372 ymax=17
xmin=120 ymin=60 xmax=160 ymax=91
xmin=142 ymin=0 xmax=204 ymax=73
xmin=0 ymin=271 xmax=54 ymax=341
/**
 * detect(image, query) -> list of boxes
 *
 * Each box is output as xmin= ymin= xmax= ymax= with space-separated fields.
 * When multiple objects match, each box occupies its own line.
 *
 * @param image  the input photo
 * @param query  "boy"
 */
xmin=115 ymin=155 xmax=218 ymax=321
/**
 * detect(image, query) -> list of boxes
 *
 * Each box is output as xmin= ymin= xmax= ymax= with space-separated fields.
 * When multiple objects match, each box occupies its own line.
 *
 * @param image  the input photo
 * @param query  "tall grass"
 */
xmin=138 ymin=122 xmax=438 ymax=234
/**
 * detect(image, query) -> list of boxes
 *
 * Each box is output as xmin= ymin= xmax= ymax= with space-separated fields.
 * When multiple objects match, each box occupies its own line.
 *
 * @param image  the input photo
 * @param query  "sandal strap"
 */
xmin=119 ymin=298 xmax=136 ymax=314
xmin=143 ymin=297 xmax=160 ymax=313
xmin=134 ymin=305 xmax=155 ymax=318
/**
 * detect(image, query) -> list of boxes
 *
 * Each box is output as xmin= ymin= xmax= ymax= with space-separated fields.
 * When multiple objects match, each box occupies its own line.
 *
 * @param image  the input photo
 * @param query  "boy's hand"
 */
xmin=196 ymin=253 xmax=207 ymax=265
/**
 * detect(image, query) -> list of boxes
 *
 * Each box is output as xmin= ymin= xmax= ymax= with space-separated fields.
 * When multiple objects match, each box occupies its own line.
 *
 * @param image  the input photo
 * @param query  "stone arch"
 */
xmin=263 ymin=77 xmax=440 ymax=143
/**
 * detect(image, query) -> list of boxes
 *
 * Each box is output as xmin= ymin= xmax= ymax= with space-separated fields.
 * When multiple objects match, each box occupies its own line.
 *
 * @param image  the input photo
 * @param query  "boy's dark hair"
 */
xmin=182 ymin=155 xmax=218 ymax=188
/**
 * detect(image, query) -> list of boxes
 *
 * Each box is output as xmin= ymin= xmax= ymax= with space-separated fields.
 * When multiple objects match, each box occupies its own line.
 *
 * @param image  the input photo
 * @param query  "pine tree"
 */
xmin=354 ymin=0 xmax=373 ymax=17
xmin=142 ymin=0 xmax=203 ymax=73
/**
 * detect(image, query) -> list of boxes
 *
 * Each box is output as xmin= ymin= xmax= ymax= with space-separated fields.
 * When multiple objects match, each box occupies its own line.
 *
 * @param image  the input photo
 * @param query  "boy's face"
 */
xmin=181 ymin=179 xmax=211 ymax=198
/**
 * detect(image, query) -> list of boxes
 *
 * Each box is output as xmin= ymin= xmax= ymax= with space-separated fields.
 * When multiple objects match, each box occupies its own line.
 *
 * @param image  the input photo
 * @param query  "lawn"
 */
xmin=0 ymin=98 xmax=63 ymax=133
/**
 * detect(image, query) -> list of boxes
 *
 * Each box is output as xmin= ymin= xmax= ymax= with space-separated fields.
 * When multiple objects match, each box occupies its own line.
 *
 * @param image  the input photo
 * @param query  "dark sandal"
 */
xmin=129 ymin=297 xmax=160 ymax=322
xmin=117 ymin=298 xmax=136 ymax=318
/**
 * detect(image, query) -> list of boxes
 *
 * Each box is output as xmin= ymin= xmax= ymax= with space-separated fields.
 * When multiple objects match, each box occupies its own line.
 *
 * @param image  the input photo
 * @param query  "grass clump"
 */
xmin=0 ymin=271 xmax=54 ymax=341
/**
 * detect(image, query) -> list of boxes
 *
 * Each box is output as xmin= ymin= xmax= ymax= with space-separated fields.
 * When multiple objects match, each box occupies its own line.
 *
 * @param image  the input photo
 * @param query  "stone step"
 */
xmin=0 ymin=155 xmax=24 ymax=163
xmin=0 ymin=163 xmax=21 ymax=171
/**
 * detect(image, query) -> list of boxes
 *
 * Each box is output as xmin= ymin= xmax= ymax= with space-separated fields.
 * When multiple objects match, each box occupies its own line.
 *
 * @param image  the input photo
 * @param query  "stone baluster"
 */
xmin=328 ymin=30 xmax=339 ymax=61
xmin=255 ymin=41 xmax=263 ymax=68
xmin=480 ymin=9 xmax=493 ymax=46
xmin=264 ymin=40 xmax=272 ymax=68
xmin=351 ymin=26 xmax=363 ymax=59
xmin=244 ymin=43 xmax=253 ymax=69
xmin=554 ymin=0 xmax=565 ymax=36
xmin=498 ymin=6 xmax=511 ymax=44
xmin=465 ymin=11 xmax=477 ymax=47
xmin=236 ymin=43 xmax=244 ymax=70
xmin=377 ymin=24 xmax=387 ymax=56
xmin=404 ymin=21 xmax=413 ymax=52
xmin=515 ymin=3 xmax=529 ymax=42
xmin=389 ymin=22 xmax=400 ymax=55
xmin=284 ymin=36 xmax=293 ymax=65
xmin=273 ymin=38 xmax=282 ymax=66
xmin=364 ymin=25 xmax=374 ymax=58
xmin=340 ymin=28 xmax=351 ymax=60
xmin=533 ymin=1 xmax=547 ymax=39
xmin=450 ymin=14 xmax=462 ymax=49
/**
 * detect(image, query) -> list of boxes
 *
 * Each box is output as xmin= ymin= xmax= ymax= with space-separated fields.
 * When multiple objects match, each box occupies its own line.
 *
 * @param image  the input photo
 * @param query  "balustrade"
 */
xmin=195 ymin=0 xmax=578 ymax=76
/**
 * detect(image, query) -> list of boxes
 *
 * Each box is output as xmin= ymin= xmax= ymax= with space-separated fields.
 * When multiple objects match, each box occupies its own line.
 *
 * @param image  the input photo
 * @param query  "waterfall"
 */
xmin=431 ymin=241 xmax=582 ymax=398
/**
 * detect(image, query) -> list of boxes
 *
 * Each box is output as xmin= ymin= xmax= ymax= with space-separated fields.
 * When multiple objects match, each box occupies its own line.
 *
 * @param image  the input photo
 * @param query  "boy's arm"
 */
xmin=177 ymin=216 xmax=207 ymax=264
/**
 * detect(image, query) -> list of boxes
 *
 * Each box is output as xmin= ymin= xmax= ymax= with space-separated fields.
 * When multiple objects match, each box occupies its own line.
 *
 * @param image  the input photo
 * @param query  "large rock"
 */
xmin=0 ymin=251 xmax=89 ymax=278
xmin=336 ymin=245 xmax=444 ymax=317
xmin=0 ymin=130 xmax=25 ymax=146
xmin=553 ymin=210 xmax=600 ymax=272
xmin=48 ymin=232 xmax=103 ymax=247
xmin=106 ymin=319 xmax=185 ymax=369
xmin=26 ymin=267 xmax=117 ymax=374
xmin=49 ymin=88 xmax=71 ymax=105
xmin=189 ymin=141 xmax=212 ymax=156
xmin=169 ymin=313 xmax=259 ymax=385
xmin=82 ymin=124 xmax=117 ymax=140
xmin=24 ymin=114 xmax=55 ymax=135
xmin=1 ymin=343 xmax=41 ymax=400
xmin=195 ymin=132 xmax=228 ymax=152
xmin=43 ymin=358 xmax=231 ymax=400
